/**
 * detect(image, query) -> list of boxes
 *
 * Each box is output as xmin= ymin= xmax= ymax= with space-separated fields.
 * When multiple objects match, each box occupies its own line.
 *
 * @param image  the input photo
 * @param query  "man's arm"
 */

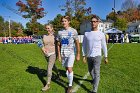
xmin=75 ymin=39 xmax=80 ymax=61
xmin=57 ymin=41 xmax=61 ymax=62
xmin=101 ymin=34 xmax=108 ymax=64
xmin=41 ymin=36 xmax=45 ymax=53
xmin=82 ymin=35 xmax=87 ymax=63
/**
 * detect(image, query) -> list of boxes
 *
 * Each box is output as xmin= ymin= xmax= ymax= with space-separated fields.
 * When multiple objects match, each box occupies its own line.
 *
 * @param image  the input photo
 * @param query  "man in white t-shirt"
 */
xmin=82 ymin=15 xmax=108 ymax=93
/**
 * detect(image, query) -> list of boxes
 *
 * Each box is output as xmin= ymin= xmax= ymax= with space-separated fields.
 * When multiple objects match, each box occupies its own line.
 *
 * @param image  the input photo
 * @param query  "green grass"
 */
xmin=0 ymin=43 xmax=140 ymax=93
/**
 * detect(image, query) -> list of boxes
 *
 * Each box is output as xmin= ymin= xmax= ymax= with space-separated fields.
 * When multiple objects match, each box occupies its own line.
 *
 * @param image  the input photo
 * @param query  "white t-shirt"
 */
xmin=82 ymin=31 xmax=107 ymax=57
xmin=57 ymin=27 xmax=78 ymax=57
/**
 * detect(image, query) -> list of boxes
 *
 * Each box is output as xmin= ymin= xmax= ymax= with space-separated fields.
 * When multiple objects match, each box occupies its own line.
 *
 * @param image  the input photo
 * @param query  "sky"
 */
xmin=0 ymin=0 xmax=139 ymax=28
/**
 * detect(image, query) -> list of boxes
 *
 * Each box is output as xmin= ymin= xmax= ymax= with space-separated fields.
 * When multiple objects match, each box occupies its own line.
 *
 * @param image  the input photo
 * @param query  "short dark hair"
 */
xmin=91 ymin=14 xmax=100 ymax=21
xmin=61 ymin=16 xmax=71 ymax=22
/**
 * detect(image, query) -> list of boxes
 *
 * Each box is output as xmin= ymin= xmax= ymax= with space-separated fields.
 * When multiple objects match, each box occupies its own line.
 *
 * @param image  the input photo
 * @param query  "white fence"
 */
xmin=78 ymin=35 xmax=84 ymax=43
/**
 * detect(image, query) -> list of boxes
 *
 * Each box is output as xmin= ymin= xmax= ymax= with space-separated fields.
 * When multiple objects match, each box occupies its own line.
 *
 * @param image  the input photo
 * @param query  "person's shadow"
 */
xmin=26 ymin=66 xmax=92 ymax=93
xmin=26 ymin=66 xmax=47 ymax=86
xmin=72 ymin=73 xmax=92 ymax=93
xmin=26 ymin=66 xmax=68 ymax=92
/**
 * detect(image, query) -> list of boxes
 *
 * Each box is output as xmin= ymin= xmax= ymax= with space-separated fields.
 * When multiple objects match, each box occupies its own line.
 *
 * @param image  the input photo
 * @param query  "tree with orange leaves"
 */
xmin=16 ymin=0 xmax=46 ymax=34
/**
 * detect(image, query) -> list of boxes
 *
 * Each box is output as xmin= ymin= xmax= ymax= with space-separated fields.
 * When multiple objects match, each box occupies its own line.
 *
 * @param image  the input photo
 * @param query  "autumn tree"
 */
xmin=16 ymin=0 xmax=45 ymax=34
xmin=114 ymin=18 xmax=127 ymax=31
xmin=107 ymin=0 xmax=140 ymax=24
xmin=10 ymin=21 xmax=23 ymax=36
xmin=0 ymin=16 xmax=4 ymax=32
xmin=70 ymin=17 xmax=80 ymax=32
xmin=25 ymin=21 xmax=45 ymax=35
xmin=59 ymin=0 xmax=92 ymax=34
xmin=60 ymin=0 xmax=91 ymax=21
xmin=0 ymin=17 xmax=24 ymax=36
xmin=106 ymin=11 xmax=117 ymax=22
xmin=121 ymin=0 xmax=137 ymax=11
xmin=50 ymin=14 xmax=63 ymax=32
xmin=73 ymin=0 xmax=91 ymax=21
xmin=120 ymin=0 xmax=140 ymax=22
xmin=0 ymin=16 xmax=5 ymax=36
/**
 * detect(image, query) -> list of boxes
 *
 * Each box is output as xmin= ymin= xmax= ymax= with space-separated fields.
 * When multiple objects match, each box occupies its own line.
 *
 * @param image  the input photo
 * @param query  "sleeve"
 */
xmin=101 ymin=33 xmax=108 ymax=57
xmin=82 ymin=34 xmax=87 ymax=56
xmin=56 ymin=31 xmax=60 ymax=42
xmin=73 ymin=29 xmax=79 ymax=41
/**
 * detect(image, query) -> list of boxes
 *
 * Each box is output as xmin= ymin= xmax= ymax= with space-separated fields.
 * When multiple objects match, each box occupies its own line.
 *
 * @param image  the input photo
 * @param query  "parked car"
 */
xmin=130 ymin=34 xmax=140 ymax=43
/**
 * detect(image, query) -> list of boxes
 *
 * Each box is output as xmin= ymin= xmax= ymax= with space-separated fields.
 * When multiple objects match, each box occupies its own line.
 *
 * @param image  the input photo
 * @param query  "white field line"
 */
xmin=72 ymin=44 xmax=114 ymax=93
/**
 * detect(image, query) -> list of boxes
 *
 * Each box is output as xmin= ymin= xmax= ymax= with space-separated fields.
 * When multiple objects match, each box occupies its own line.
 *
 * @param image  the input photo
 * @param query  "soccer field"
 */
xmin=0 ymin=43 xmax=140 ymax=93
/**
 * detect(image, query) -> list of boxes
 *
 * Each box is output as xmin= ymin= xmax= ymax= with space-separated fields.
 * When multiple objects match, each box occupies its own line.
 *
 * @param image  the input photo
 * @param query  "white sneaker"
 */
xmin=41 ymin=84 xmax=50 ymax=91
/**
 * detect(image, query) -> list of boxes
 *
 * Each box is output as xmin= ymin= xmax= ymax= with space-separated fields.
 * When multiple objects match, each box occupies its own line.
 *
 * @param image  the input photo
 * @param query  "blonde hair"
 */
xmin=45 ymin=24 xmax=54 ymax=32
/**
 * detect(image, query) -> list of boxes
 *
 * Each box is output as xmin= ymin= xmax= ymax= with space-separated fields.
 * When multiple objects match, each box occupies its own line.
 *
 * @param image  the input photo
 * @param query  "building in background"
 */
xmin=127 ymin=21 xmax=140 ymax=34
xmin=80 ymin=19 xmax=113 ymax=35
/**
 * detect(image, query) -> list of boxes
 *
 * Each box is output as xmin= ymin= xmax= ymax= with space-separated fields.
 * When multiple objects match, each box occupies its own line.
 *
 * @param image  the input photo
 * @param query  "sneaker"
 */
xmin=41 ymin=84 xmax=50 ymax=91
xmin=67 ymin=86 xmax=72 ymax=93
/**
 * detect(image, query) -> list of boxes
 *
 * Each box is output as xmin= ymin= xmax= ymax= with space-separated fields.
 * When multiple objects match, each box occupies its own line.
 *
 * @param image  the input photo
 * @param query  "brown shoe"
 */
xmin=41 ymin=84 xmax=50 ymax=91
xmin=67 ymin=86 xmax=72 ymax=93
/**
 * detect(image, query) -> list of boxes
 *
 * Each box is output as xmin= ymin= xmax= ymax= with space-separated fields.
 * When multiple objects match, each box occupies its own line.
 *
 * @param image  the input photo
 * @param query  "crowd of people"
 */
xmin=1 ymin=36 xmax=34 ymax=44
xmin=105 ymin=33 xmax=131 ymax=44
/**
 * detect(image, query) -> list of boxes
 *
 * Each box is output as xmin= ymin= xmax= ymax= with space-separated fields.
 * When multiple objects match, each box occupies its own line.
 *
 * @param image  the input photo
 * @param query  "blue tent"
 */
xmin=104 ymin=28 xmax=122 ymax=33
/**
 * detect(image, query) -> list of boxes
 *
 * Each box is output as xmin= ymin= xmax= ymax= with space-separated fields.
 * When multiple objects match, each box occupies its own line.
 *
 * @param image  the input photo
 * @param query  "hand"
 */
xmin=83 ymin=56 xmax=87 ymax=63
xmin=42 ymin=47 xmax=48 ymax=54
xmin=42 ymin=47 xmax=45 ymax=52
xmin=76 ymin=53 xmax=80 ymax=61
xmin=58 ymin=55 xmax=62 ymax=62
xmin=104 ymin=57 xmax=108 ymax=64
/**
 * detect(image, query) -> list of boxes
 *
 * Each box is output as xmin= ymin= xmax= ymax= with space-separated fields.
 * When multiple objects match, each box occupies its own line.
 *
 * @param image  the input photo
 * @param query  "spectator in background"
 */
xmin=121 ymin=33 xmax=124 ymax=44
xmin=2 ymin=37 xmax=8 ymax=44
xmin=125 ymin=33 xmax=129 ymax=43
xmin=128 ymin=33 xmax=131 ymax=43
xmin=12 ymin=37 xmax=17 ymax=44
xmin=41 ymin=24 xmax=60 ymax=91
xmin=115 ymin=34 xmax=119 ymax=43
xmin=111 ymin=34 xmax=115 ymax=44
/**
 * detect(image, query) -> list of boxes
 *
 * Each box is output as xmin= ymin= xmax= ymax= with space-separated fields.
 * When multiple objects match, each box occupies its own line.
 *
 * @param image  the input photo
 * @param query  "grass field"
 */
xmin=0 ymin=43 xmax=140 ymax=93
